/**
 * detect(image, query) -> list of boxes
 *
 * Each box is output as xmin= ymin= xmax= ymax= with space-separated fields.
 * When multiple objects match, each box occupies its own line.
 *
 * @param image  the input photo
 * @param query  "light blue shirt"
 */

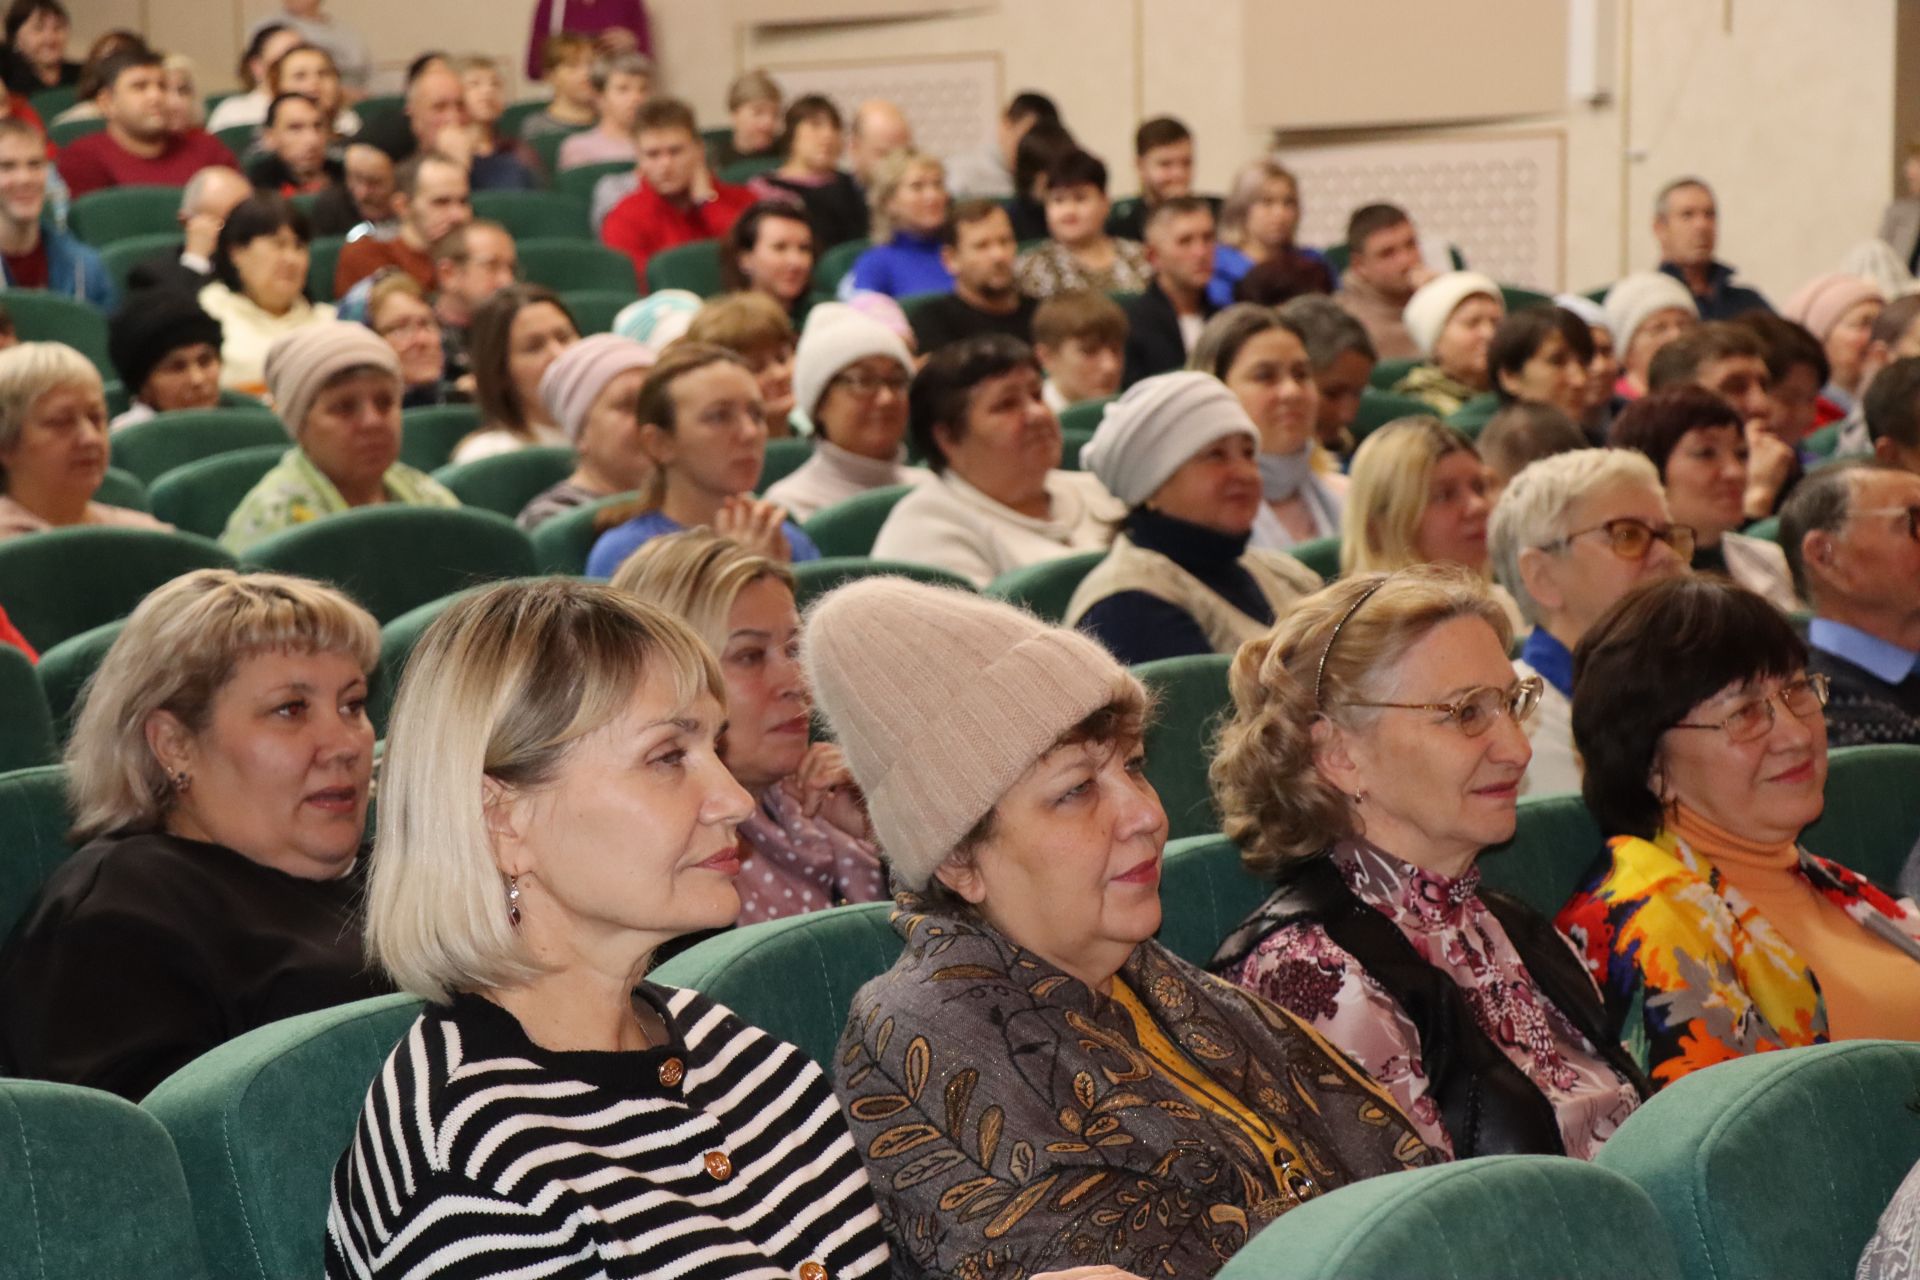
xmin=1808 ymin=617 xmax=1919 ymax=684
xmin=586 ymin=510 xmax=821 ymax=579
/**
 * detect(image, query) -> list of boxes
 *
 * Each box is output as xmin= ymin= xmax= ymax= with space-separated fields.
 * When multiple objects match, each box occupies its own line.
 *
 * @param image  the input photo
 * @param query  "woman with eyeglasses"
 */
xmin=1211 ymin=564 xmax=1650 ymax=1160
xmin=1488 ymin=448 xmax=1693 ymax=796
xmin=1557 ymin=575 xmax=1920 ymax=1091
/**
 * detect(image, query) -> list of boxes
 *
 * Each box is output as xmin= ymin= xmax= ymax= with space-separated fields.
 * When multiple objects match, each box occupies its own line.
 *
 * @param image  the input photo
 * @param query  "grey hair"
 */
xmin=1277 ymin=294 xmax=1377 ymax=371
xmin=1778 ymin=459 xmax=1876 ymax=604
xmin=1654 ymin=176 xmax=1713 ymax=220
xmin=1488 ymin=447 xmax=1665 ymax=626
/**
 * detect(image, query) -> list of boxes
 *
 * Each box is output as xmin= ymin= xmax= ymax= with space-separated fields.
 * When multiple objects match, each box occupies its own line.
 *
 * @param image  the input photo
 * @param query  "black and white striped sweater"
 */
xmin=324 ymin=985 xmax=891 ymax=1280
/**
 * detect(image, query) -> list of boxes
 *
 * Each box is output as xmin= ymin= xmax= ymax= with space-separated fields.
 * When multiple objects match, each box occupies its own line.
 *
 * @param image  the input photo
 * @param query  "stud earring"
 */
xmin=171 ymin=770 xmax=191 ymax=794
xmin=506 ymin=875 xmax=521 ymax=928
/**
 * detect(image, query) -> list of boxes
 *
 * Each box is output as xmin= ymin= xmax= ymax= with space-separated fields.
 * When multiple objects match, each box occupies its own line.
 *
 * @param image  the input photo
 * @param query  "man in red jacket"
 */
xmin=53 ymin=48 xmax=236 ymax=197
xmin=599 ymin=96 xmax=752 ymax=289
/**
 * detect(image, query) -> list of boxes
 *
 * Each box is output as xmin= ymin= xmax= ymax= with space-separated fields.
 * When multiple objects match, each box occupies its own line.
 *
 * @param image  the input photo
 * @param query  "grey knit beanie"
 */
xmin=803 ymin=576 xmax=1132 ymax=889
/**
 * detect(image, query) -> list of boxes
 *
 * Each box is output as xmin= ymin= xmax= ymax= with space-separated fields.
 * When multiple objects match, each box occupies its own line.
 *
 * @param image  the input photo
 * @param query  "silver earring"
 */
xmin=506 ymin=876 xmax=521 ymax=928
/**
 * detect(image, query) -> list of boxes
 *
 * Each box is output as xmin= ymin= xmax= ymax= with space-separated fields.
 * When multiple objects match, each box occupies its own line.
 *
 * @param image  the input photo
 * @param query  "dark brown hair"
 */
xmin=468 ymin=283 xmax=576 ymax=435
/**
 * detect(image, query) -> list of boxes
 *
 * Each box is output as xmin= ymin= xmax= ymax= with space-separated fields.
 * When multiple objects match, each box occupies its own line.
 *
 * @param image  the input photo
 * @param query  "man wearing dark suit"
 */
xmin=1122 ymin=195 xmax=1218 ymax=387
xmin=125 ymin=165 xmax=253 ymax=295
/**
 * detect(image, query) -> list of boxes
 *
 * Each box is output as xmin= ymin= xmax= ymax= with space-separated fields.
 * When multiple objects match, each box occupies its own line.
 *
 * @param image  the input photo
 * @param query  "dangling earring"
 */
xmin=506 ymin=875 xmax=521 ymax=928
xmin=1352 ymin=790 xmax=1367 ymax=806
xmin=171 ymin=770 xmax=191 ymax=795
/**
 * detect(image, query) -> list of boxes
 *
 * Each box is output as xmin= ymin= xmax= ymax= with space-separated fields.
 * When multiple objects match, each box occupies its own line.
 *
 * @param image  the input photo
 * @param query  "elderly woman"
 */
xmin=1489 ymin=448 xmax=1692 ymax=795
xmin=199 ymin=194 xmax=336 ymax=397
xmin=1608 ymin=385 xmax=1800 ymax=611
xmin=0 ymin=569 xmax=389 ymax=1099
xmin=807 ymin=577 xmax=1437 ymax=1280
xmin=1603 ymin=272 xmax=1699 ymax=402
xmin=0 ymin=342 xmax=171 ymax=539
xmin=586 ymin=342 xmax=820 ymax=577
xmin=686 ymin=291 xmax=799 ymax=434
xmin=454 ymin=283 xmax=580 ymax=464
xmin=222 ymin=323 xmax=458 ymax=554
xmin=1489 ymin=305 xmax=1594 ymax=421
xmin=515 ymin=333 xmax=656 ymax=531
xmin=612 ymin=530 xmax=886 ymax=922
xmin=1208 ymin=565 xmax=1648 ymax=1159
xmin=765 ymin=302 xmax=927 ymax=520
xmin=107 ymin=290 xmax=225 ymax=431
xmin=1067 ymin=371 xmax=1322 ymax=664
xmin=1392 ymin=271 xmax=1505 ymax=416
xmin=1557 ymin=576 xmax=1920 ymax=1089
xmin=873 ymin=334 xmax=1121 ymax=586
xmin=845 ymin=149 xmax=952 ymax=299
xmin=1190 ymin=305 xmax=1345 ymax=550
xmin=325 ymin=578 xmax=891 ymax=1278
xmin=1781 ymin=272 xmax=1885 ymax=424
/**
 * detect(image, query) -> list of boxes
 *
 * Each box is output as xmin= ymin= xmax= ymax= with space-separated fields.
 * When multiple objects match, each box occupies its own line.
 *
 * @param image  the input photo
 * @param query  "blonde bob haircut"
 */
xmin=366 ymin=577 xmax=724 ymax=1004
xmin=1211 ymin=564 xmax=1511 ymax=877
xmin=1340 ymin=415 xmax=1481 ymax=576
xmin=609 ymin=526 xmax=795 ymax=655
xmin=1488 ymin=447 xmax=1666 ymax=627
xmin=0 ymin=341 xmax=104 ymax=462
xmin=65 ymin=569 xmax=379 ymax=842
xmin=867 ymin=148 xmax=945 ymax=244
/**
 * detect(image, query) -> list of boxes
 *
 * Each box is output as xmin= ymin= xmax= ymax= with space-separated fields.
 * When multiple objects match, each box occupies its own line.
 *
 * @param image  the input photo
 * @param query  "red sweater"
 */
xmin=55 ymin=129 xmax=239 ymax=198
xmin=0 ymin=603 xmax=34 ymax=663
xmin=600 ymin=179 xmax=753 ymax=288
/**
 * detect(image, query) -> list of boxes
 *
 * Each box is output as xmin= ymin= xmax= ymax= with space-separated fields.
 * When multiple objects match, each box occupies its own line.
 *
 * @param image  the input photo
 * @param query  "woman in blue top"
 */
xmin=842 ymin=149 xmax=953 ymax=300
xmin=587 ymin=342 xmax=819 ymax=577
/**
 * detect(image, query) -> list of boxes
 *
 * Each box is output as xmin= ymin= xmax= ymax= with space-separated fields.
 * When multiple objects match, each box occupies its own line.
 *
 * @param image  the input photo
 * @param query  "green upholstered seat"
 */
xmin=398 ymin=402 xmax=482 ymax=472
xmin=529 ymin=490 xmax=635 ymax=573
xmin=351 ymin=93 xmax=403 ymax=128
xmin=1352 ymin=388 xmax=1433 ymax=444
xmin=1102 ymin=196 xmax=1142 ymax=237
xmin=147 ymin=446 xmax=287 ymax=539
xmin=1058 ymin=425 xmax=1093 ymax=470
xmin=0 ymin=1078 xmax=211 ymax=1279
xmin=99 ymin=230 xmax=184 ymax=291
xmin=497 ymin=98 xmax=547 ymax=140
xmin=1475 ymin=790 xmax=1606 ymax=918
xmin=0 ymin=764 xmax=72 ymax=940
xmin=1595 ymin=1040 xmax=1920 ymax=1280
xmin=1741 ymin=514 xmax=1782 ymax=544
xmin=431 ymin=444 xmax=576 ymax=517
xmin=109 ymin=409 xmax=288 ymax=484
xmin=1134 ymin=653 xmax=1232 ymax=841
xmin=556 ymin=159 xmax=632 ymax=202
xmin=213 ymin=124 xmax=256 ymax=157
xmin=29 ymin=85 xmax=78 ymax=122
xmin=240 ymin=506 xmax=537 ymax=623
xmin=1500 ymin=284 xmax=1554 ymax=312
xmin=1804 ymin=422 xmax=1843 ymax=459
xmin=645 ymin=237 xmax=725 ymax=297
xmin=143 ymin=994 xmax=425 ymax=1280
xmin=67 ymin=184 xmax=182 ymax=246
xmin=813 ymin=238 xmax=869 ymax=295
xmin=0 ymin=643 xmax=55 ymax=772
xmin=802 ymin=483 xmax=914 ymax=558
xmin=93 ymin=467 xmax=149 ymax=511
xmin=519 ymin=237 xmax=634 ymax=292
xmin=789 ymin=557 xmax=975 ymax=609
xmin=1447 ymin=392 xmax=1502 ymax=438
xmin=470 ymin=190 xmax=591 ymax=242
xmin=649 ymin=902 xmax=899 ymax=1072
xmin=560 ymin=286 xmax=641 ymax=335
xmin=1226 ymin=1155 xmax=1682 ymax=1280
xmin=366 ymin=583 xmax=493 ymax=734
xmin=719 ymin=155 xmax=780 ymax=184
xmin=1368 ymin=355 xmax=1420 ymax=390
xmin=757 ymin=437 xmax=814 ymax=495
xmin=1802 ymin=743 xmax=1920 ymax=889
xmin=1154 ymin=832 xmax=1265 ymax=967
xmin=984 ymin=550 xmax=1106 ymax=622
xmin=526 ymin=128 xmax=591 ymax=181
xmin=305 ymin=235 xmax=344 ymax=303
xmin=34 ymin=619 xmax=122 ymax=740
xmin=0 ymin=527 xmax=235 ymax=651
xmin=4 ymin=289 xmax=112 ymax=372
xmin=1056 ymin=394 xmax=1114 ymax=435
xmin=1288 ymin=535 xmax=1341 ymax=582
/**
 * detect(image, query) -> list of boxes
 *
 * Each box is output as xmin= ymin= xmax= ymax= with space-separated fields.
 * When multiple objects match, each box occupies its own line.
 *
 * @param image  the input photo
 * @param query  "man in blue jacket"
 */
xmin=0 ymin=117 xmax=116 ymax=309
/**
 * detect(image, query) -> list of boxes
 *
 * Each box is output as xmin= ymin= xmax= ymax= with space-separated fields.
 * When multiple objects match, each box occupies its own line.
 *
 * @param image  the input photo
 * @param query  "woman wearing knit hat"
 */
xmin=1390 ymin=270 xmax=1504 ymax=416
xmin=1781 ymin=272 xmax=1885 ymax=423
xmin=1602 ymin=271 xmax=1699 ymax=401
xmin=105 ymin=289 xmax=225 ymax=432
xmin=1554 ymin=292 xmax=1621 ymax=434
xmin=762 ymin=302 xmax=930 ymax=521
xmin=220 ymin=321 xmax=459 ymax=555
xmin=807 ymin=577 xmax=1436 ymax=1280
xmin=515 ymin=333 xmax=658 ymax=531
xmin=1066 ymin=371 xmax=1321 ymax=664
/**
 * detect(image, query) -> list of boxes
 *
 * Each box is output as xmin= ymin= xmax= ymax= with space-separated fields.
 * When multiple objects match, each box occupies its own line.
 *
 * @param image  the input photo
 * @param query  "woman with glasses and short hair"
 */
xmin=1557 ymin=575 xmax=1920 ymax=1091
xmin=1210 ymin=564 xmax=1650 ymax=1160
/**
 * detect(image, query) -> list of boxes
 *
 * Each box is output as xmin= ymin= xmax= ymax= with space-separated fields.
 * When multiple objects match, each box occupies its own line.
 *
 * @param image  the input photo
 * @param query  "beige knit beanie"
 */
xmin=264 ymin=321 xmax=401 ymax=439
xmin=803 ymin=576 xmax=1133 ymax=889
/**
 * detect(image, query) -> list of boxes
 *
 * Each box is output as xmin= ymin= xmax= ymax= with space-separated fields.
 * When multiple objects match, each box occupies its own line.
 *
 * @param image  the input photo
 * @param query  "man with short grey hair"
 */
xmin=1277 ymin=295 xmax=1376 ymax=454
xmin=1652 ymin=176 xmax=1772 ymax=321
xmin=125 ymin=164 xmax=252 ymax=296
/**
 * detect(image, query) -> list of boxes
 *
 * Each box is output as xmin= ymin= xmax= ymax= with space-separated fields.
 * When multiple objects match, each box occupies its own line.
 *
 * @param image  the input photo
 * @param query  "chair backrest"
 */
xmin=0 ymin=643 xmax=55 ymax=772
xmin=1594 ymin=1040 xmax=1920 ymax=1280
xmin=430 ymin=444 xmax=577 ymax=517
xmin=560 ymin=286 xmax=641 ymax=335
xmin=556 ymin=159 xmax=632 ymax=201
xmin=305 ymin=235 xmax=345 ymax=303
xmin=34 ymin=619 xmax=123 ymax=740
xmin=1288 ymin=534 xmax=1342 ymax=582
xmin=757 ymin=437 xmax=814 ymax=495
xmin=67 ymin=184 xmax=183 ymax=246
xmin=983 ymin=549 xmax=1106 ymax=622
xmin=649 ymin=902 xmax=900 ymax=1072
xmin=1500 ymin=283 xmax=1554 ymax=312
xmin=1134 ymin=653 xmax=1232 ymax=840
xmin=1475 ymin=790 xmax=1607 ymax=917
xmin=1803 ymin=422 xmax=1843 ymax=459
xmin=789 ymin=557 xmax=976 ymax=609
xmin=0 ymin=526 xmax=237 ymax=651
xmin=0 ymin=764 xmax=73 ymax=942
xmin=1227 ymin=1155 xmax=1683 ymax=1280
xmin=517 ymin=237 xmax=632 ymax=292
xmin=1447 ymin=392 xmax=1502 ymax=439
xmin=1056 ymin=394 xmax=1115 ymax=436
xmin=142 ymin=994 xmax=425 ymax=1280
xmin=0 ymin=1078 xmax=211 ymax=1280
xmin=644 ymin=237 xmax=725 ymax=297
xmin=240 ymin=506 xmax=537 ymax=623
xmin=802 ymin=483 xmax=914 ymax=557
xmin=1058 ymin=425 xmax=1093 ymax=470
xmin=470 ymin=190 xmax=591 ymax=242
xmin=1155 ymin=832 xmax=1268 ymax=967
xmin=212 ymin=124 xmax=256 ymax=157
xmin=99 ymin=230 xmax=185 ymax=291
xmin=529 ymin=490 xmax=636 ymax=573
xmin=5 ymin=289 xmax=112 ymax=371
xmin=29 ymin=85 xmax=78 ymax=121
xmin=497 ymin=98 xmax=547 ymax=140
xmin=1368 ymin=355 xmax=1421 ymax=390
xmin=109 ymin=409 xmax=288 ymax=484
xmin=1741 ymin=514 xmax=1782 ymax=545
xmin=397 ymin=402 xmax=482 ymax=472
xmin=812 ymin=237 xmax=869 ymax=294
xmin=1352 ymin=388 xmax=1434 ymax=444
xmin=93 ymin=467 xmax=149 ymax=511
xmin=719 ymin=155 xmax=781 ymax=184
xmin=526 ymin=128 xmax=587 ymax=180
xmin=147 ymin=445 xmax=288 ymax=539
xmin=365 ymin=584 xmax=493 ymax=734
xmin=1803 ymin=743 xmax=1920 ymax=889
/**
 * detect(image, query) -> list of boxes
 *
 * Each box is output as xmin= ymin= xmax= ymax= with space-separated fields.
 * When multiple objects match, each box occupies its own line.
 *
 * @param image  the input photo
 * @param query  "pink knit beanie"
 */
xmin=538 ymin=334 xmax=657 ymax=444
xmin=803 ymin=576 xmax=1135 ymax=889
xmin=1781 ymin=273 xmax=1884 ymax=343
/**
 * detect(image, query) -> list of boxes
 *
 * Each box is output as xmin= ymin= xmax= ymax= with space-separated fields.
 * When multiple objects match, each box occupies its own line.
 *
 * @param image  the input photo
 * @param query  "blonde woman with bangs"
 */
xmin=0 ymin=569 xmax=387 ymax=1099
xmin=614 ymin=528 xmax=886 ymax=923
xmin=844 ymin=148 xmax=953 ymax=300
xmin=0 ymin=342 xmax=172 ymax=539
xmin=325 ymin=577 xmax=891 ymax=1280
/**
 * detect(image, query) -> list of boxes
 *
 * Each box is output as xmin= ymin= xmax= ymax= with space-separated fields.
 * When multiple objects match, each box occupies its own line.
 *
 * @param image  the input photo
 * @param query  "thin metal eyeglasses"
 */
xmin=1346 ymin=675 xmax=1544 ymax=738
xmin=1540 ymin=517 xmax=1696 ymax=562
xmin=1669 ymin=674 xmax=1830 ymax=744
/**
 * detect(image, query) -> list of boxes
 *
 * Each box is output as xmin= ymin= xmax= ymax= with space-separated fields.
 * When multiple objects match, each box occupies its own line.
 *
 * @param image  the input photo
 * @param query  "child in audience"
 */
xmin=556 ymin=51 xmax=650 ymax=170
xmin=712 ymin=68 xmax=781 ymax=170
xmin=1033 ymin=290 xmax=1127 ymax=413
xmin=518 ymin=33 xmax=599 ymax=140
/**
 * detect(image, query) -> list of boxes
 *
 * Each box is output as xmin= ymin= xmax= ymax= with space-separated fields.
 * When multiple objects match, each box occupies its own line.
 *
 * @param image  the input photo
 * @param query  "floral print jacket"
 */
xmin=833 ymin=897 xmax=1436 ymax=1280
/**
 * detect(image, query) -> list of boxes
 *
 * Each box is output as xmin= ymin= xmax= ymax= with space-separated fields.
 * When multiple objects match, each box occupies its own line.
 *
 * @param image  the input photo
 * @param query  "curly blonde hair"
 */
xmin=1210 ymin=564 xmax=1510 ymax=877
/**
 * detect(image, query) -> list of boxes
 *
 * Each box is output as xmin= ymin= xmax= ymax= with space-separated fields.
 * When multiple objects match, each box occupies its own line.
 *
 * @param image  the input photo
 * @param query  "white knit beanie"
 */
xmin=1603 ymin=272 xmax=1699 ymax=351
xmin=1081 ymin=371 xmax=1257 ymax=507
xmin=804 ymin=576 xmax=1133 ymax=890
xmin=793 ymin=302 xmax=914 ymax=419
xmin=1553 ymin=292 xmax=1610 ymax=334
xmin=1402 ymin=271 xmax=1502 ymax=357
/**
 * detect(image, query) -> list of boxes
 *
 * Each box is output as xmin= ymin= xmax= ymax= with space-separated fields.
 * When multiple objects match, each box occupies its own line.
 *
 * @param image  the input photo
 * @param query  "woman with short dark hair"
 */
xmin=750 ymin=94 xmax=866 ymax=250
xmin=198 ymin=193 xmax=334 ymax=396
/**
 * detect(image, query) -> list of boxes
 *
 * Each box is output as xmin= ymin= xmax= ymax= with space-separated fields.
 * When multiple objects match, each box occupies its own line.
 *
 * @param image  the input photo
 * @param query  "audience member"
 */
xmin=396 ymin=61 xmax=535 ymax=192
xmin=751 ymin=94 xmax=865 ymax=250
xmin=720 ymin=200 xmax=813 ymax=323
xmin=1341 ymin=417 xmax=1500 ymax=595
xmin=946 ymin=90 xmax=1055 ymax=199
xmin=1490 ymin=448 xmax=1690 ymax=793
xmin=1554 ymin=292 xmax=1620 ymax=436
xmin=1002 ymin=117 xmax=1074 ymax=241
xmin=613 ymin=285 xmax=701 ymax=348
xmin=1278 ymin=294 xmax=1378 ymax=455
xmin=556 ymin=51 xmax=650 ymax=170
xmin=269 ymin=42 xmax=359 ymax=136
xmin=765 ymin=303 xmax=923 ymax=520
xmin=1122 ymin=196 xmax=1217 ymax=385
xmin=122 ymin=165 xmax=250 ymax=296
xmin=244 ymin=0 xmax=370 ymax=94
xmin=524 ymin=0 xmax=651 ymax=82
xmin=1 ymin=0 xmax=78 ymax=93
xmin=316 ymin=141 xmax=396 ymax=237
xmin=518 ymin=34 xmax=597 ymax=140
xmin=1866 ymin=355 xmax=1920 ymax=473
xmin=54 ymin=47 xmax=236 ymax=196
xmin=1032 ymin=290 xmax=1125 ymax=412
xmin=1478 ymin=401 xmax=1587 ymax=496
xmin=602 ymin=96 xmax=754 ymax=289
xmin=844 ymin=148 xmax=950 ymax=298
xmin=427 ymin=218 xmax=515 ymax=384
xmin=1652 ymin=177 xmax=1772 ymax=321
xmin=1336 ymin=202 xmax=1433 ymax=359
xmin=1211 ymin=159 xmax=1332 ymax=308
xmin=1603 ymin=270 xmax=1699 ymax=400
xmin=203 ymin=24 xmax=299 ymax=132
xmin=247 ymin=92 xmax=341 ymax=197
xmin=685 ymin=291 xmax=798 ymax=433
xmin=452 ymin=55 xmax=541 ymax=192
xmin=1489 ymin=305 xmax=1594 ymax=420
xmin=222 ymin=321 xmax=456 ymax=552
xmin=1881 ymin=142 xmax=1920 ymax=275
xmin=1560 ymin=575 xmax=1920 ymax=1090
xmin=909 ymin=200 xmax=1034 ymax=350
xmin=1780 ymin=461 xmax=1920 ymax=746
xmin=363 ymin=272 xmax=455 ymax=407
xmin=872 ymin=334 xmax=1119 ymax=585
xmin=1393 ymin=271 xmax=1504 ymax=416
xmin=0 ymin=117 xmax=112 ymax=306
xmin=1646 ymin=321 xmax=1798 ymax=519
xmin=1106 ymin=114 xmax=1199 ymax=240
xmin=355 ymin=49 xmax=446 ymax=159
xmin=1732 ymin=310 xmax=1831 ymax=454
xmin=1212 ymin=564 xmax=1648 ymax=1157
xmin=199 ymin=193 xmax=336 ymax=395
xmin=0 ymin=342 xmax=170 ymax=538
xmin=1014 ymin=147 xmax=1152 ymax=299
xmin=0 ymin=569 xmax=387 ymax=1099
xmin=457 ymin=282 xmax=578 ymax=463
xmin=50 ymin=29 xmax=149 ymax=127
xmin=333 ymin=150 xmax=469 ymax=295
xmin=709 ymin=68 xmax=780 ymax=171
xmin=587 ymin=342 xmax=820 ymax=576
xmin=106 ymin=290 xmax=223 ymax=430
xmin=516 ymin=331 xmax=655 ymax=529
xmin=847 ymin=98 xmax=912 ymax=190
xmin=1780 ymin=272 xmax=1885 ymax=424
